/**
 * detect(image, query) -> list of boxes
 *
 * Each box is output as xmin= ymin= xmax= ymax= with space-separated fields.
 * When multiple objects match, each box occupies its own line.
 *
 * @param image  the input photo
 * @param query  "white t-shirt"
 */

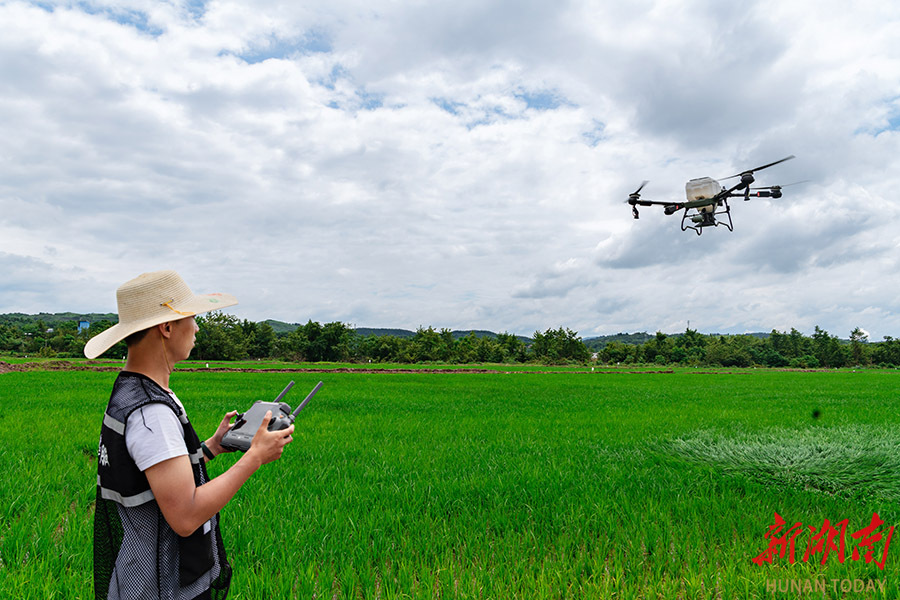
xmin=125 ymin=390 xmax=189 ymax=471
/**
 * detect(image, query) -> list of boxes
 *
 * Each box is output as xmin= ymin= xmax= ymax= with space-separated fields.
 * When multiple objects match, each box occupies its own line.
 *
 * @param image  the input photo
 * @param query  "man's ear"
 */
xmin=157 ymin=321 xmax=173 ymax=339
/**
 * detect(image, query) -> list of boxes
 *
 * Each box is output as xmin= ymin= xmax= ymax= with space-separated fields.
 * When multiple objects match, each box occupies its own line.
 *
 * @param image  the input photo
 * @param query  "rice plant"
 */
xmin=1 ymin=367 xmax=898 ymax=598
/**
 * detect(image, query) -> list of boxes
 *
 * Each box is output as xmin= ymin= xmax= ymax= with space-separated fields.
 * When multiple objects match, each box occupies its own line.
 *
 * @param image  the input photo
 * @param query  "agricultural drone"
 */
xmin=626 ymin=155 xmax=797 ymax=235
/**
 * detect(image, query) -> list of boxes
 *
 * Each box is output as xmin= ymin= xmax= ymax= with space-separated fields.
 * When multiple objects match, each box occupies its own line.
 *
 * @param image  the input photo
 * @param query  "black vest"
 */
xmin=94 ymin=371 xmax=232 ymax=600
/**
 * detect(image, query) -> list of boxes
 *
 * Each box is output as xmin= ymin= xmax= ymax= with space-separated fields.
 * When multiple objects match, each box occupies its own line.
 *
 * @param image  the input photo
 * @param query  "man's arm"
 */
xmin=145 ymin=412 xmax=292 ymax=537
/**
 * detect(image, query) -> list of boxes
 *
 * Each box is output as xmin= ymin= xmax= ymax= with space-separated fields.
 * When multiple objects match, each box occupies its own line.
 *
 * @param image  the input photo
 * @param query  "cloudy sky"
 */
xmin=2 ymin=0 xmax=899 ymax=339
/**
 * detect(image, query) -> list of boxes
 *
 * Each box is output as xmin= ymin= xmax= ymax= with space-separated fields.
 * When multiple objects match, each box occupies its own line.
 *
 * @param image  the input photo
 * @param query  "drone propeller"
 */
xmin=631 ymin=180 xmax=649 ymax=196
xmin=720 ymin=155 xmax=795 ymax=181
xmin=626 ymin=180 xmax=649 ymax=219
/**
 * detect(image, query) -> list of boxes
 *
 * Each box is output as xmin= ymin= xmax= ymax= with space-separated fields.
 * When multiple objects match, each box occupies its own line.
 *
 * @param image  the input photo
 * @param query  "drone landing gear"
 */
xmin=681 ymin=200 xmax=733 ymax=236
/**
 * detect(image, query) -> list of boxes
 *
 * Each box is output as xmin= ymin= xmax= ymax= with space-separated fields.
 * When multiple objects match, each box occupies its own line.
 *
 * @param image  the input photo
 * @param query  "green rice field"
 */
xmin=2 ymin=364 xmax=899 ymax=598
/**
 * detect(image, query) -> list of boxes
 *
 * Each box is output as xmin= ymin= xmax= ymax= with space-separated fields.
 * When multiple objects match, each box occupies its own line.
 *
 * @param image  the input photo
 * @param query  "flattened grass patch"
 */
xmin=657 ymin=425 xmax=900 ymax=502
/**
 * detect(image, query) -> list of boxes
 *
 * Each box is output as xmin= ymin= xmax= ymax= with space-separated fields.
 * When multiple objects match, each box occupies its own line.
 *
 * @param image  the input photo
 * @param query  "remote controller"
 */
xmin=220 ymin=380 xmax=323 ymax=452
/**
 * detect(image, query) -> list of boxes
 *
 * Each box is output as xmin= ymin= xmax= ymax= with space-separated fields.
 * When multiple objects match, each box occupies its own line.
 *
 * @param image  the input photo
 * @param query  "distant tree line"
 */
xmin=595 ymin=327 xmax=887 ymax=368
xmin=0 ymin=317 xmax=125 ymax=358
xmin=190 ymin=314 xmax=582 ymax=364
xmin=0 ymin=313 xmax=584 ymax=364
xmin=0 ymin=312 xmax=896 ymax=367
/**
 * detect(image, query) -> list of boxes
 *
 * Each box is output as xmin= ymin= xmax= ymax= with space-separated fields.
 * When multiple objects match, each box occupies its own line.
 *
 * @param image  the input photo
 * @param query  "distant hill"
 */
xmin=452 ymin=330 xmax=532 ymax=343
xmin=354 ymin=327 xmax=416 ymax=338
xmin=256 ymin=323 xmax=531 ymax=342
xmin=262 ymin=319 xmax=301 ymax=334
xmin=583 ymin=331 xmax=781 ymax=351
xmin=352 ymin=328 xmax=531 ymax=342
xmin=262 ymin=323 xmax=421 ymax=337
xmin=583 ymin=332 xmax=655 ymax=350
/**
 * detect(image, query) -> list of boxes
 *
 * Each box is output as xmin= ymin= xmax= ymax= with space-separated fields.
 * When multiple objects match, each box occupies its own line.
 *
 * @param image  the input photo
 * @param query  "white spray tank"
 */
xmin=685 ymin=177 xmax=721 ymax=213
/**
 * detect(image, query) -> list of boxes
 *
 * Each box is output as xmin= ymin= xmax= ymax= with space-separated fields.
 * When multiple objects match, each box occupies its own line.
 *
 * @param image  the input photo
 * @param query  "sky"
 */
xmin=1 ymin=0 xmax=899 ymax=339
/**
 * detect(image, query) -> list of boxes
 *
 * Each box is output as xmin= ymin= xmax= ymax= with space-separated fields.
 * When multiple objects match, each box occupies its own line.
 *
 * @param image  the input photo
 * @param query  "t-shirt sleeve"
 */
xmin=125 ymin=403 xmax=189 ymax=471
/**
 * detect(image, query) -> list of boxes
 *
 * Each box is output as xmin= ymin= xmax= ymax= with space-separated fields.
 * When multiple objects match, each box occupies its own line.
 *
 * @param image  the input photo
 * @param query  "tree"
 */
xmin=407 ymin=327 xmax=453 ymax=362
xmin=281 ymin=320 xmax=321 ymax=361
xmin=453 ymin=333 xmax=479 ymax=363
xmin=357 ymin=334 xmax=405 ymax=363
xmin=495 ymin=332 xmax=526 ymax=362
xmin=281 ymin=320 xmax=354 ymax=362
xmin=0 ymin=324 xmax=24 ymax=353
xmin=873 ymin=336 xmax=900 ymax=367
xmin=787 ymin=328 xmax=808 ymax=361
xmin=319 ymin=321 xmax=355 ymax=362
xmin=849 ymin=327 xmax=870 ymax=366
xmin=812 ymin=326 xmax=847 ymax=368
xmin=644 ymin=331 xmax=675 ymax=364
xmin=705 ymin=336 xmax=753 ymax=367
xmin=241 ymin=320 xmax=277 ymax=359
xmin=193 ymin=312 xmax=249 ymax=361
xmin=670 ymin=328 xmax=707 ymax=365
xmin=530 ymin=327 xmax=590 ymax=364
xmin=599 ymin=341 xmax=631 ymax=364
xmin=752 ymin=345 xmax=788 ymax=368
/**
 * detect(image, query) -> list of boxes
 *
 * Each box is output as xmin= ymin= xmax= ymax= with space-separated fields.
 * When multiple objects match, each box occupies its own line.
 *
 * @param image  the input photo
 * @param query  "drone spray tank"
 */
xmin=685 ymin=177 xmax=721 ymax=213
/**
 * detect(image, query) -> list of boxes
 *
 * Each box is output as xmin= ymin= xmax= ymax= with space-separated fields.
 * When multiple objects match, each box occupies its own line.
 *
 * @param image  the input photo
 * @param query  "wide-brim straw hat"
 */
xmin=84 ymin=270 xmax=238 ymax=359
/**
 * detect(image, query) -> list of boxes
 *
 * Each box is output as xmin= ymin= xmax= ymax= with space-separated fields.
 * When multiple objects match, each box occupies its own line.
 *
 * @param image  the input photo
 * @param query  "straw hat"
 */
xmin=84 ymin=270 xmax=238 ymax=359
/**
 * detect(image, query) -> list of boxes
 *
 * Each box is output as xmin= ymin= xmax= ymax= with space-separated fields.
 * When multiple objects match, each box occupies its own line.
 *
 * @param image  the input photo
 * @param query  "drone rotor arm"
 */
xmin=626 ymin=198 xmax=679 ymax=207
xmin=625 ymin=193 xmax=682 ymax=220
xmin=663 ymin=203 xmax=684 ymax=215
xmin=748 ymin=180 xmax=807 ymax=199
xmin=718 ymin=181 xmax=747 ymax=199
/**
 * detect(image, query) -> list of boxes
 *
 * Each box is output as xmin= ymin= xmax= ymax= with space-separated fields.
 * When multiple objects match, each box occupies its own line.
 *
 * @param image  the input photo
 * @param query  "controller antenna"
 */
xmin=290 ymin=381 xmax=323 ymax=421
xmin=273 ymin=381 xmax=296 ymax=403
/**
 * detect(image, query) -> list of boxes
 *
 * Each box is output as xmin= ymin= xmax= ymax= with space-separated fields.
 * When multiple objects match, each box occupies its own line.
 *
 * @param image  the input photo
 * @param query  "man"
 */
xmin=86 ymin=270 xmax=293 ymax=600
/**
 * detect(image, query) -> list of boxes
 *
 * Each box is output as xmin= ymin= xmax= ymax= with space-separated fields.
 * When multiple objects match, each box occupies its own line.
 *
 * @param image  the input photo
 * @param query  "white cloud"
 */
xmin=1 ymin=0 xmax=900 ymax=339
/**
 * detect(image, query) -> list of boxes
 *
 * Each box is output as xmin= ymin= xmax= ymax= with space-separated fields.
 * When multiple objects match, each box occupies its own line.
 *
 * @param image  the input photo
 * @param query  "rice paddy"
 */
xmin=1 ymin=365 xmax=899 ymax=598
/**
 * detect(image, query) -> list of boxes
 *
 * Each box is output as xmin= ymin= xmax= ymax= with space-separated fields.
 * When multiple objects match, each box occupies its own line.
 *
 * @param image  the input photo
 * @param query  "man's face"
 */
xmin=168 ymin=316 xmax=198 ymax=362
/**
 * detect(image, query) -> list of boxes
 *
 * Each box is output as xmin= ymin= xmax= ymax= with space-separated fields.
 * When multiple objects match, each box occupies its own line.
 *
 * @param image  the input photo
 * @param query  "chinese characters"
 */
xmin=753 ymin=512 xmax=893 ymax=570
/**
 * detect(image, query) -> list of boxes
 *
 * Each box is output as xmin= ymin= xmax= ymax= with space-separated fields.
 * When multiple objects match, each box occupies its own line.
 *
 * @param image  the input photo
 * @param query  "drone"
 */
xmin=626 ymin=155 xmax=797 ymax=235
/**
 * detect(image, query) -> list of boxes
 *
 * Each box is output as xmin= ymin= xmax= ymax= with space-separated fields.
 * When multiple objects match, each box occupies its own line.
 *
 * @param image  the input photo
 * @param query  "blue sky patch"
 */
xmin=74 ymin=1 xmax=164 ymax=37
xmin=432 ymin=98 xmax=465 ymax=116
xmin=233 ymin=29 xmax=333 ymax=64
xmin=887 ymin=112 xmax=900 ymax=131
xmin=855 ymin=98 xmax=900 ymax=136
xmin=464 ymin=105 xmax=520 ymax=130
xmin=515 ymin=89 xmax=571 ymax=111
xmin=356 ymin=89 xmax=384 ymax=111
xmin=316 ymin=64 xmax=350 ymax=91
xmin=582 ymin=120 xmax=606 ymax=147
xmin=185 ymin=0 xmax=206 ymax=21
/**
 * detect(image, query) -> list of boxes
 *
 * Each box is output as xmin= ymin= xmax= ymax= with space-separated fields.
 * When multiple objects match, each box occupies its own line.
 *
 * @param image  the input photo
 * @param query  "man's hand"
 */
xmin=247 ymin=411 xmax=294 ymax=466
xmin=205 ymin=410 xmax=239 ymax=457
